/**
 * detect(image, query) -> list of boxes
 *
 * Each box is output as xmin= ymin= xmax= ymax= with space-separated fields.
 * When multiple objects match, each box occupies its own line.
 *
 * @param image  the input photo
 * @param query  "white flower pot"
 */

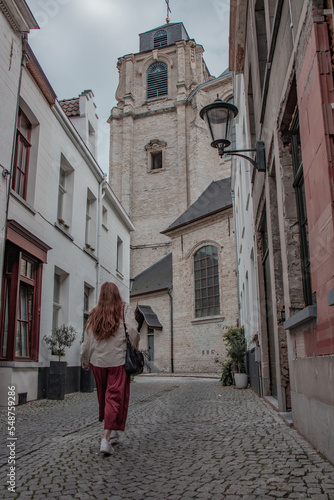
xmin=234 ymin=373 xmax=248 ymax=389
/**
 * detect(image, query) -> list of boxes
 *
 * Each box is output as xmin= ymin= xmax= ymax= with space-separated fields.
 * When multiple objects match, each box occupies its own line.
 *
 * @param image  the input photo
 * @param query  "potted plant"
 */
xmin=43 ymin=324 xmax=77 ymax=400
xmin=223 ymin=326 xmax=248 ymax=389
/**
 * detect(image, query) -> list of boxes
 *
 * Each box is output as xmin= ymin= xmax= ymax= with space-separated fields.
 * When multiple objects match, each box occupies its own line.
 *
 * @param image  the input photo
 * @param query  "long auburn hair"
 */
xmin=86 ymin=282 xmax=123 ymax=341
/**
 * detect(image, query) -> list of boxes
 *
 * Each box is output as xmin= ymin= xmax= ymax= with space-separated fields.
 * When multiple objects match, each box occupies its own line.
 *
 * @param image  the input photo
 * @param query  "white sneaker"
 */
xmin=109 ymin=430 xmax=119 ymax=445
xmin=100 ymin=438 xmax=113 ymax=455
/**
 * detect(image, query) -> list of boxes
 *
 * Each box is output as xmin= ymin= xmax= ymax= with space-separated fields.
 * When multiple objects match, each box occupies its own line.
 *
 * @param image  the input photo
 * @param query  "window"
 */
xmin=12 ymin=109 xmax=32 ymax=199
xmin=154 ymin=29 xmax=167 ymax=48
xmin=147 ymin=62 xmax=168 ymax=99
xmin=255 ymin=0 xmax=268 ymax=91
xmin=88 ymin=121 xmax=96 ymax=157
xmin=57 ymin=154 xmax=74 ymax=227
xmin=290 ymin=111 xmax=312 ymax=306
xmin=117 ymin=236 xmax=123 ymax=275
xmin=53 ymin=267 xmax=69 ymax=330
xmin=83 ymin=284 xmax=93 ymax=331
xmin=57 ymin=167 xmax=66 ymax=220
xmin=247 ymin=71 xmax=256 ymax=147
xmin=102 ymin=206 xmax=108 ymax=229
xmin=53 ymin=273 xmax=61 ymax=331
xmin=1 ymin=243 xmax=42 ymax=361
xmin=145 ymin=139 xmax=167 ymax=172
xmin=194 ymin=246 xmax=220 ymax=318
xmin=151 ymin=151 xmax=162 ymax=170
xmin=85 ymin=189 xmax=97 ymax=249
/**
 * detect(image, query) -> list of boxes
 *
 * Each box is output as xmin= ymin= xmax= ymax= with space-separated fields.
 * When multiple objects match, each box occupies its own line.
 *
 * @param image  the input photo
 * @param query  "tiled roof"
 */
xmin=162 ymin=177 xmax=232 ymax=233
xmin=131 ymin=253 xmax=172 ymax=297
xmin=59 ymin=97 xmax=80 ymax=117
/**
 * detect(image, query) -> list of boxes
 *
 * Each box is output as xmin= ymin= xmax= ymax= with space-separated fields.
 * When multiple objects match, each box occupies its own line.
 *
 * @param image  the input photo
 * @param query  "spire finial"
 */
xmin=165 ymin=0 xmax=171 ymax=23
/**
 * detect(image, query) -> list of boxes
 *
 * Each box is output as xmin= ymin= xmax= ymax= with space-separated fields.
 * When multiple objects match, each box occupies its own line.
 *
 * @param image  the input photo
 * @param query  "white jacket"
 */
xmin=80 ymin=303 xmax=139 ymax=368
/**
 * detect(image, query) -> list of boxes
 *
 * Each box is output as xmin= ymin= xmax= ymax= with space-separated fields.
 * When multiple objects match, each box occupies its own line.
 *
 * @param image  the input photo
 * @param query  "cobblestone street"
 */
xmin=1 ymin=376 xmax=334 ymax=499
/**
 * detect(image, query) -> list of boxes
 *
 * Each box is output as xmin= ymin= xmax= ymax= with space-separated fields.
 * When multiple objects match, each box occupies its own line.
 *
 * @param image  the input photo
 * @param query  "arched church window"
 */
xmin=154 ymin=30 xmax=167 ymax=48
xmin=147 ymin=62 xmax=168 ymax=99
xmin=194 ymin=246 xmax=220 ymax=318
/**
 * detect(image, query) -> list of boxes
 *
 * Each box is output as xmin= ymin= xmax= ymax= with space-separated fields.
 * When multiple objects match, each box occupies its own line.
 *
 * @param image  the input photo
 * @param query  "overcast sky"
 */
xmin=25 ymin=0 xmax=230 ymax=172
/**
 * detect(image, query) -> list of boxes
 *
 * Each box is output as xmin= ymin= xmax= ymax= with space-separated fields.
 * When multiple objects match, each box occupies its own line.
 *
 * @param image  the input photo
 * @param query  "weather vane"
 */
xmin=165 ymin=0 xmax=171 ymax=23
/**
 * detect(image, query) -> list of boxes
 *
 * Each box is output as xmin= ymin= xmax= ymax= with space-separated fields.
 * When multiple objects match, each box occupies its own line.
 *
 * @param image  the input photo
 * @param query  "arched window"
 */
xmin=194 ymin=246 xmax=220 ymax=318
xmin=147 ymin=62 xmax=168 ymax=99
xmin=154 ymin=30 xmax=167 ymax=48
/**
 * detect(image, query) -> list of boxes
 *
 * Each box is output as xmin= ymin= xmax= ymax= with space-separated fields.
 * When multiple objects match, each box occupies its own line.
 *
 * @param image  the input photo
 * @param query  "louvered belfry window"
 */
xmin=147 ymin=62 xmax=168 ymax=99
xmin=154 ymin=30 xmax=167 ymax=48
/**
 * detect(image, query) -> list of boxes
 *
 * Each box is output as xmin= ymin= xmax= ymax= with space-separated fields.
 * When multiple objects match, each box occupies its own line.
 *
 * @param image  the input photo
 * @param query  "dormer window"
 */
xmin=147 ymin=62 xmax=168 ymax=99
xmin=154 ymin=30 xmax=167 ymax=48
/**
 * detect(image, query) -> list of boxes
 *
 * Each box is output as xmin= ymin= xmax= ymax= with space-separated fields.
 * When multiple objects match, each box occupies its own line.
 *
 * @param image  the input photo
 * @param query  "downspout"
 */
xmin=2 ymin=34 xmax=28 ymax=294
xmin=96 ymin=174 xmax=107 ymax=302
xmin=231 ymin=188 xmax=240 ymax=324
xmin=168 ymin=288 xmax=174 ymax=373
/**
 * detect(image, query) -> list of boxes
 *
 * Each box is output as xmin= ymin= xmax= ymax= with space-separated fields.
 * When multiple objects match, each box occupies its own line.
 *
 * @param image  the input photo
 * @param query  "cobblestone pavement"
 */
xmin=1 ymin=376 xmax=334 ymax=499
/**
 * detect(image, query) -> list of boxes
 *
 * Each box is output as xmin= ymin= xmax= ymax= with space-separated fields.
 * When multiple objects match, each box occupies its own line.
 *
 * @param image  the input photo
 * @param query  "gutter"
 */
xmin=231 ymin=189 xmax=240 ymax=324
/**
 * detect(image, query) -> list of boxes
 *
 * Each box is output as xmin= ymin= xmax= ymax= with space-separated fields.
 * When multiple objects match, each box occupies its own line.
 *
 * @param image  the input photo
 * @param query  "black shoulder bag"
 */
xmin=123 ymin=307 xmax=145 ymax=376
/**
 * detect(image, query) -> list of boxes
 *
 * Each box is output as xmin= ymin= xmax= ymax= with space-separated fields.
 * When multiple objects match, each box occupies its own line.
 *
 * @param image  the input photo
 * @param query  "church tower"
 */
xmin=109 ymin=21 xmax=233 ymax=277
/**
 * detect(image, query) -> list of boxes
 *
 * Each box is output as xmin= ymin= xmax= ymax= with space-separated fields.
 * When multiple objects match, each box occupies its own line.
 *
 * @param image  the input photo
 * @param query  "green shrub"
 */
xmin=221 ymin=357 xmax=234 ymax=386
xmin=222 ymin=326 xmax=247 ymax=377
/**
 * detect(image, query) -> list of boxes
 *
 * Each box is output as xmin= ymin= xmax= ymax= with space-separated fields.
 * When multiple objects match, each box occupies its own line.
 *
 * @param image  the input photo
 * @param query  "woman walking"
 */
xmin=81 ymin=282 xmax=139 ymax=455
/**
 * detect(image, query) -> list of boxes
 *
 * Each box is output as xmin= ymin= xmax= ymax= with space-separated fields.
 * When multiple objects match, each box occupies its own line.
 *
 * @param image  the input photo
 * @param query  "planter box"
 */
xmin=48 ymin=361 xmax=67 ymax=400
xmin=234 ymin=373 xmax=248 ymax=389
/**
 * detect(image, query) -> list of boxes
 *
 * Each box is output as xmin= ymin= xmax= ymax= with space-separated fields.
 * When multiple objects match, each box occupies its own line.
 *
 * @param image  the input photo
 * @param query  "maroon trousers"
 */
xmin=90 ymin=364 xmax=130 ymax=431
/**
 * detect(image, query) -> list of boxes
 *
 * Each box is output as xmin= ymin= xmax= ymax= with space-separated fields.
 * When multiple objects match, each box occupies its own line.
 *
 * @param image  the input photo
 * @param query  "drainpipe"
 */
xmin=168 ymin=288 xmax=174 ymax=373
xmin=231 ymin=188 xmax=240 ymax=323
xmin=96 ymin=174 xmax=107 ymax=302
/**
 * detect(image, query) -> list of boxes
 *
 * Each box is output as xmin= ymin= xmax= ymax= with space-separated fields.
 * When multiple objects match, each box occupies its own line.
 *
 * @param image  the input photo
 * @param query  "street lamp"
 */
xmin=200 ymin=97 xmax=266 ymax=171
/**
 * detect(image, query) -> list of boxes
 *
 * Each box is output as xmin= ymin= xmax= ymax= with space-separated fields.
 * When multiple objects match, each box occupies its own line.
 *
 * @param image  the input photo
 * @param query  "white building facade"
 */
xmin=0 ymin=1 xmax=133 ymax=405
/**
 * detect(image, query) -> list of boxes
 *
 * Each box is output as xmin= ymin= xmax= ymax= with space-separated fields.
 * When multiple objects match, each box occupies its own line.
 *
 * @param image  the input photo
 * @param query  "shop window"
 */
xmin=1 ymin=243 xmax=43 ymax=361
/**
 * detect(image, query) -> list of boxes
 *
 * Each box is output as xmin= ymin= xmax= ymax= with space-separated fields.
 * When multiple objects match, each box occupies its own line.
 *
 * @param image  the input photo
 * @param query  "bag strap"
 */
xmin=123 ymin=304 xmax=131 ymax=344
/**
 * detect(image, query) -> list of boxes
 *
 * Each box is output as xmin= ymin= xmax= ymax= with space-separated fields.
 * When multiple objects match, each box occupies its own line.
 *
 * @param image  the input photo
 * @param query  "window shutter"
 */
xmin=147 ymin=62 xmax=168 ymax=99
